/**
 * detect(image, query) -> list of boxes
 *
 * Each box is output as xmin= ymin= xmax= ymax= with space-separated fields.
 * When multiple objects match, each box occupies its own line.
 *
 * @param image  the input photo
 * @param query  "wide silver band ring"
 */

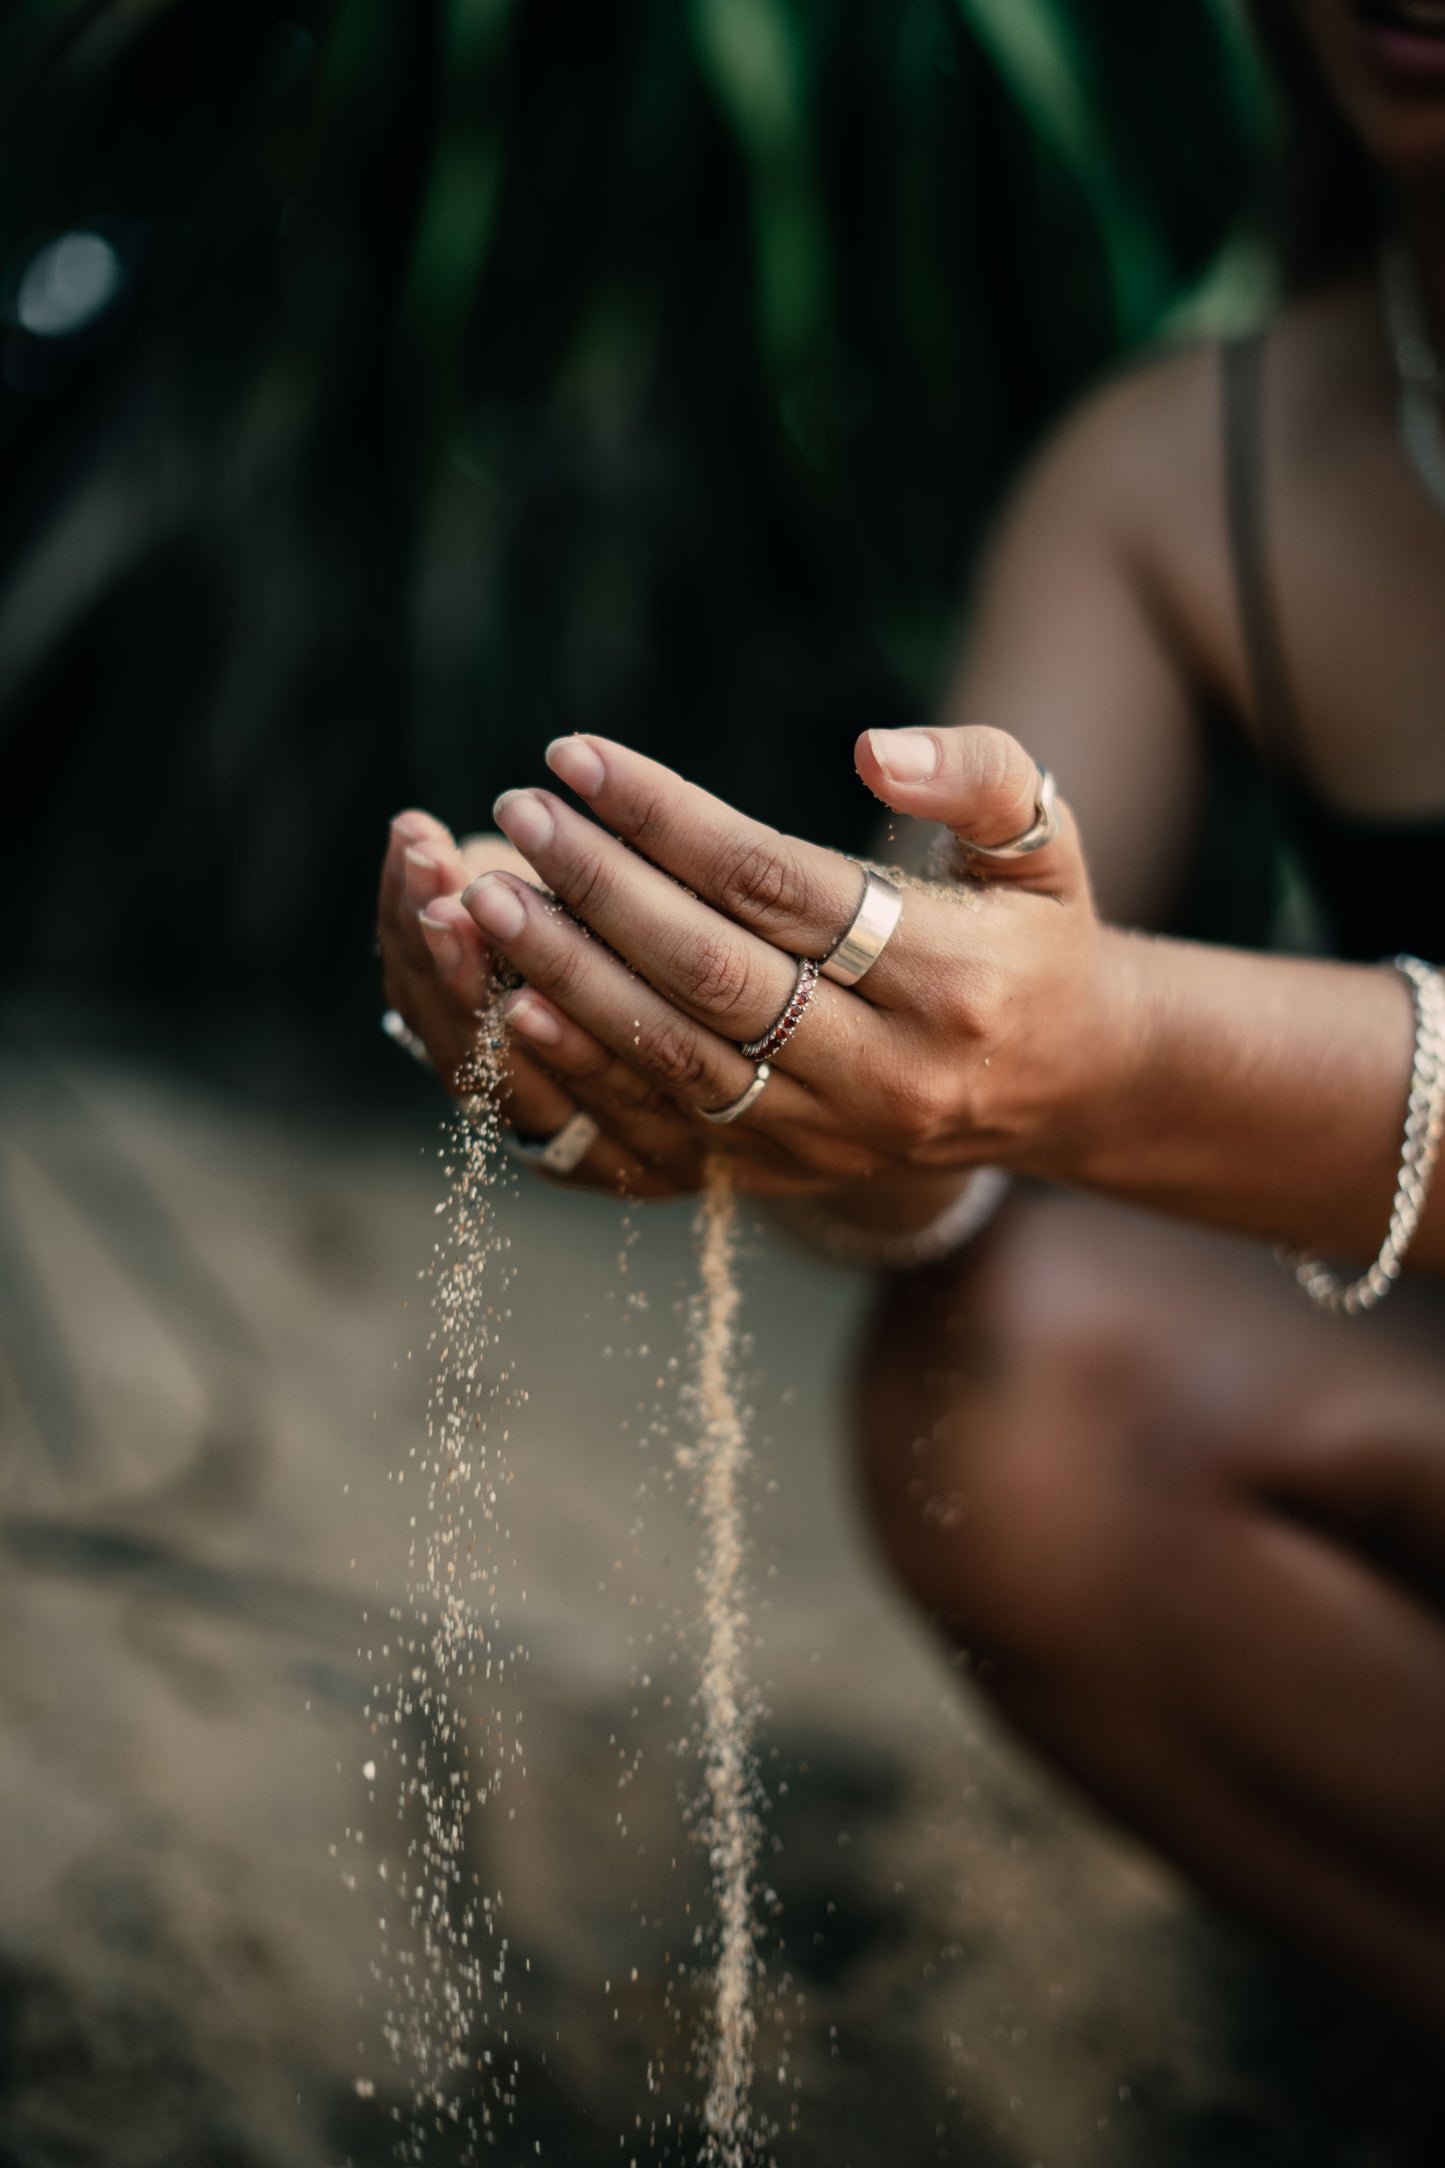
xmin=382 ymin=1008 xmax=434 ymax=1069
xmin=821 ymin=863 xmax=904 ymax=987
xmin=506 ymin=1109 xmax=600 ymax=1174
xmin=959 ymin=765 xmax=1060 ymax=862
xmin=699 ymin=1061 xmax=773 ymax=1127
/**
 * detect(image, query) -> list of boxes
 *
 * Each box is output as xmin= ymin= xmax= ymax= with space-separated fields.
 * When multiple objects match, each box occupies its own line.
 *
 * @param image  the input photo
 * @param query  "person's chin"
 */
xmin=1354 ymin=0 xmax=1445 ymax=82
xmin=1355 ymin=95 xmax=1445 ymax=182
xmin=1347 ymin=0 xmax=1445 ymax=172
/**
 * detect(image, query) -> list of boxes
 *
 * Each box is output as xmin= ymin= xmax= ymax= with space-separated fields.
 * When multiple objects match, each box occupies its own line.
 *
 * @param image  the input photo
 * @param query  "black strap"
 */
xmin=1221 ymin=332 xmax=1308 ymax=773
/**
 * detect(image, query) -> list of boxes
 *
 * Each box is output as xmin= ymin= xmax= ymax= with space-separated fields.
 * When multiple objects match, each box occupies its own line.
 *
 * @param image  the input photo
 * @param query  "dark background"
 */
xmin=0 ymin=0 xmax=1274 ymax=1046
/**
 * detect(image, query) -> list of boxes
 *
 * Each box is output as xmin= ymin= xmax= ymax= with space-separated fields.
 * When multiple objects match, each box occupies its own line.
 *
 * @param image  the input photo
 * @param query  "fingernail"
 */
xmin=404 ymin=844 xmax=441 ymax=874
xmin=462 ymin=873 xmax=527 ymax=941
xmin=504 ymin=990 xmax=561 ymax=1046
xmin=493 ymin=788 xmax=554 ymax=855
xmin=419 ymin=913 xmax=462 ymax=973
xmin=393 ymin=808 xmax=448 ymax=842
xmin=869 ymin=729 xmax=939 ymax=783
xmin=545 ymin=735 xmax=606 ymax=798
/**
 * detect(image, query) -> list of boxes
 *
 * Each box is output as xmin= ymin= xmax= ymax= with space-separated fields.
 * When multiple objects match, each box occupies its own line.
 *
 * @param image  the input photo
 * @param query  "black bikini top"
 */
xmin=1221 ymin=333 xmax=1445 ymax=965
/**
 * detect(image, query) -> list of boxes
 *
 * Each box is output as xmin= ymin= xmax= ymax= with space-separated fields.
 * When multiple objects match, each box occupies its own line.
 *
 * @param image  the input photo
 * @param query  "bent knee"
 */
xmin=852 ymin=1264 xmax=1204 ymax=1671
xmin=852 ymin=1194 xmax=1445 ymax=1701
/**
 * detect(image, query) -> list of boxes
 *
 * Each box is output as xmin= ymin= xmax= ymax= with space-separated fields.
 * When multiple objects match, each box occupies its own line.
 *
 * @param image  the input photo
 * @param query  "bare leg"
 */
xmin=854 ymin=1191 xmax=1445 ymax=2036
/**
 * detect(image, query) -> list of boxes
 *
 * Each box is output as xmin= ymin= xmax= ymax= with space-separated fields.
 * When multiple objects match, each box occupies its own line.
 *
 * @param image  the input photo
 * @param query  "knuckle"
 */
xmin=628 ymin=1080 xmax=676 ymax=1120
xmin=593 ymin=1054 xmax=668 ymax=1117
xmin=716 ymin=836 xmax=790 ymax=926
xmin=615 ymin=777 xmax=670 ymax=855
xmin=645 ymin=1015 xmax=713 ymax=1098
xmin=965 ymin=724 xmax=1019 ymax=789
xmin=878 ymin=1069 xmax=950 ymax=1151
xmin=963 ymin=726 xmax=1034 ymax=833
xmin=947 ymin=954 xmax=1004 ymax=1034
xmin=667 ymin=929 xmax=756 ymax=1021
xmin=535 ymin=936 xmax=588 ymax=1010
xmin=566 ymin=1034 xmax=614 ymax=1083
xmin=560 ymin=844 xmax=614 ymax=922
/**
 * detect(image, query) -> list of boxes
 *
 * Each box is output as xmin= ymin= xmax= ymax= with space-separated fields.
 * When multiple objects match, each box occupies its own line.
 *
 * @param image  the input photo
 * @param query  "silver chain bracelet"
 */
xmin=1280 ymin=954 xmax=1445 ymax=1315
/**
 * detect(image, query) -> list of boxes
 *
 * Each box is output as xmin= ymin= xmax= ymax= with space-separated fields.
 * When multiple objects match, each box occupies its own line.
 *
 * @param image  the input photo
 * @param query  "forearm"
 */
xmin=1050 ymin=932 xmax=1443 ymax=1273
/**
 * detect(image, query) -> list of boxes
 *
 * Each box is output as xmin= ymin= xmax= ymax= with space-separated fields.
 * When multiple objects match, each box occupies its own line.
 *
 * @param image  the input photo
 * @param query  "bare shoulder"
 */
xmin=1002 ymin=341 xmax=1222 ymax=554
xmin=978 ymin=340 xmax=1232 ymax=693
xmin=955 ymin=342 xmax=1229 ymax=925
xmin=999 ymin=275 xmax=1376 ymax=560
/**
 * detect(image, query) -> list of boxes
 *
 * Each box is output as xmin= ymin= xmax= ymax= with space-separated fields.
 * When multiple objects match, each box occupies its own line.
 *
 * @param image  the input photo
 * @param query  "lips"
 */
xmin=1355 ymin=0 xmax=1445 ymax=82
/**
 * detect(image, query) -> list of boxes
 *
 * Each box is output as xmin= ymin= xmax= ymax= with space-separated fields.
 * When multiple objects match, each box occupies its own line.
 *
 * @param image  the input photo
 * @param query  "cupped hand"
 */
xmin=376 ymin=810 xmax=783 ymax=1198
xmin=378 ymin=812 xmax=518 ymax=1086
xmin=462 ymin=725 xmax=1131 ymax=1190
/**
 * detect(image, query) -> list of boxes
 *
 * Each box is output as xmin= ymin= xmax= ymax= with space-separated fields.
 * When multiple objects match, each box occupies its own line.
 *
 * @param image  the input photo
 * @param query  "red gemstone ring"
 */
xmin=739 ymin=957 xmax=820 ymax=1064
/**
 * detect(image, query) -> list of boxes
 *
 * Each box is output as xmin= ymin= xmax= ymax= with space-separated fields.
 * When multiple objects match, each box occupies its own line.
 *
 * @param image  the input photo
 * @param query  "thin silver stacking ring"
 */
xmin=506 ymin=1109 xmax=600 ymax=1174
xmin=740 ymin=956 xmax=820 ymax=1063
xmin=699 ymin=1061 xmax=773 ymax=1126
xmin=821 ymin=863 xmax=904 ymax=987
xmin=959 ymin=765 xmax=1060 ymax=862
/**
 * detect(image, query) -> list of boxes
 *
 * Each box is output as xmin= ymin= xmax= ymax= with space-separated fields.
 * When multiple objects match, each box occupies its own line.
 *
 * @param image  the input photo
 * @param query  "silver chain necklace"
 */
xmin=1381 ymin=236 xmax=1445 ymax=520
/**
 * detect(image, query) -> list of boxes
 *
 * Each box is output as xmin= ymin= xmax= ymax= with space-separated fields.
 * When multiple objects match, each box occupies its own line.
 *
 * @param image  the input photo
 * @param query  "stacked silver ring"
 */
xmin=962 ymin=765 xmax=1060 ymax=861
xmin=822 ymin=863 xmax=904 ymax=986
xmin=740 ymin=956 xmax=820 ymax=1063
xmin=701 ymin=863 xmax=905 ymax=1130
xmin=699 ymin=1061 xmax=773 ymax=1126
xmin=927 ymin=765 xmax=1061 ymax=879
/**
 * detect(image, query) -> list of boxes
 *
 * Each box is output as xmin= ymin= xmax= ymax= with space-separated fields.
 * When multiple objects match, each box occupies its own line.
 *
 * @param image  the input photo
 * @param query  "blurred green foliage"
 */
xmin=0 ymin=0 xmax=1276 ymax=1011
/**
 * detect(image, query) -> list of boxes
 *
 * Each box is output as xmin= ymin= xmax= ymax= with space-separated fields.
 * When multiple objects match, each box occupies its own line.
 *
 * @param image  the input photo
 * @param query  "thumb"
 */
xmin=856 ymin=723 xmax=1084 ymax=898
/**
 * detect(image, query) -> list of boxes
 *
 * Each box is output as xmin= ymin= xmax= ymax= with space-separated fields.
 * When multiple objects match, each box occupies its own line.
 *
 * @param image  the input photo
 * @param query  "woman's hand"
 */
xmin=459 ymin=726 xmax=1134 ymax=1192
xmin=376 ymin=810 xmax=791 ymax=1197
xmin=378 ymin=812 xmax=520 ymax=1088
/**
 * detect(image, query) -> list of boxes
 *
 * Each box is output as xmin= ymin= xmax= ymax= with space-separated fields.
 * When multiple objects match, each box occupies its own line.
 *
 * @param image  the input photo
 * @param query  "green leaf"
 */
xmin=954 ymin=0 xmax=1171 ymax=337
xmin=688 ymin=0 xmax=832 ymax=377
xmin=402 ymin=0 xmax=511 ymax=342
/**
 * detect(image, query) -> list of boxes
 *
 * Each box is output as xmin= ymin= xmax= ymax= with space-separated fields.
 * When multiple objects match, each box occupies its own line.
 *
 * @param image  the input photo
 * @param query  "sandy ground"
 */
xmin=0 ymin=1019 xmax=1438 ymax=2168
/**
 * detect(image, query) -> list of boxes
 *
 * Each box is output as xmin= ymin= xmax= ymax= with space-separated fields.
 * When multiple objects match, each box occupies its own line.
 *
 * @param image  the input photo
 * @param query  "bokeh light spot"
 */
xmin=16 ymin=231 xmax=122 ymax=338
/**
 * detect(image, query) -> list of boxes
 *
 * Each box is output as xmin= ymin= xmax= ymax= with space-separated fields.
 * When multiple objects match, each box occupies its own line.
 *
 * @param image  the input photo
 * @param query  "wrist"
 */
xmin=805 ymin=1164 xmax=985 ymax=1236
xmin=1015 ymin=923 xmax=1158 ymax=1187
xmin=1023 ymin=933 xmax=1421 ymax=1262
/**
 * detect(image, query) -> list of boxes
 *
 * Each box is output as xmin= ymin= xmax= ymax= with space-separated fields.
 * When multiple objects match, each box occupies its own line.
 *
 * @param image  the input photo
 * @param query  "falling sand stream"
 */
xmin=685 ymin=1156 xmax=762 ymax=2166
xmin=365 ymin=1006 xmax=524 ymax=2158
xmin=369 ymin=1003 xmax=765 ymax=2163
